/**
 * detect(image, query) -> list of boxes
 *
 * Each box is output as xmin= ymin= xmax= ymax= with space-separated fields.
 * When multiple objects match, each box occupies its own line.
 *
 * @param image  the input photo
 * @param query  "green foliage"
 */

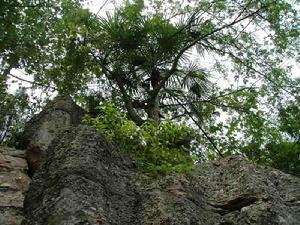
xmin=209 ymin=89 xmax=300 ymax=176
xmin=0 ymin=88 xmax=30 ymax=147
xmin=84 ymin=103 xmax=194 ymax=175
xmin=279 ymin=97 xmax=300 ymax=141
xmin=264 ymin=142 xmax=300 ymax=177
xmin=1 ymin=0 xmax=300 ymax=177
xmin=241 ymin=138 xmax=300 ymax=178
xmin=98 ymin=0 xmax=187 ymax=68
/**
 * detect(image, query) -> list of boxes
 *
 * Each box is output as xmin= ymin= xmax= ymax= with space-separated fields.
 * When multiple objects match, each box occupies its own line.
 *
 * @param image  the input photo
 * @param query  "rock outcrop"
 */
xmin=0 ymin=146 xmax=30 ymax=225
xmin=1 ymin=95 xmax=297 ymax=225
xmin=21 ymin=125 xmax=300 ymax=225
xmin=193 ymin=156 xmax=300 ymax=225
xmin=21 ymin=95 xmax=84 ymax=176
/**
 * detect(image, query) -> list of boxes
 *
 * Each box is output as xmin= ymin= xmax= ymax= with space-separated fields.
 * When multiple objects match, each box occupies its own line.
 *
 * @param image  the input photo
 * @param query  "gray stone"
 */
xmin=21 ymin=95 xmax=84 ymax=175
xmin=193 ymin=155 xmax=300 ymax=225
xmin=22 ymin=125 xmax=139 ymax=225
xmin=21 ymin=125 xmax=300 ymax=225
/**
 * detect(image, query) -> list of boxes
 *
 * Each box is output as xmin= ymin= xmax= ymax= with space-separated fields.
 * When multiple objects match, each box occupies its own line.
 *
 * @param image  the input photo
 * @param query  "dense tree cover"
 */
xmin=0 ymin=87 xmax=29 ymax=147
xmin=0 ymin=0 xmax=299 ymax=175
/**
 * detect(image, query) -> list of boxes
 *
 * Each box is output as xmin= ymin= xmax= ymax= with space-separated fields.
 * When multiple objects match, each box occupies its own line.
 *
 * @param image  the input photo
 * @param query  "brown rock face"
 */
xmin=21 ymin=125 xmax=300 ymax=225
xmin=21 ymin=95 xmax=84 ymax=176
xmin=0 ymin=146 xmax=30 ymax=225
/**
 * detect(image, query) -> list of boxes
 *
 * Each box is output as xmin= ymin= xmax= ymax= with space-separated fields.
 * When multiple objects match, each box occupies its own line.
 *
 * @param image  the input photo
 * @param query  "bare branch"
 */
xmin=96 ymin=0 xmax=111 ymax=16
xmin=171 ymin=95 xmax=224 ymax=157
xmin=7 ymin=73 xmax=57 ymax=90
xmin=207 ymin=87 xmax=258 ymax=101
xmin=152 ymin=6 xmax=265 ymax=99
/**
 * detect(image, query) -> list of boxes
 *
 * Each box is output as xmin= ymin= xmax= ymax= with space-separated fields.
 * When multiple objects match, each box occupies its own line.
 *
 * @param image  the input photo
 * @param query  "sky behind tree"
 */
xmin=7 ymin=0 xmax=299 ymax=97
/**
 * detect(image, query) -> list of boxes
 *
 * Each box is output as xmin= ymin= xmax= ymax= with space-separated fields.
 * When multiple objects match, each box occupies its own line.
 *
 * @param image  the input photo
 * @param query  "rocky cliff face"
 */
xmin=21 ymin=95 xmax=84 ymax=176
xmin=0 ymin=147 xmax=30 ymax=225
xmin=22 ymin=124 xmax=300 ymax=225
xmin=1 ymin=97 xmax=300 ymax=225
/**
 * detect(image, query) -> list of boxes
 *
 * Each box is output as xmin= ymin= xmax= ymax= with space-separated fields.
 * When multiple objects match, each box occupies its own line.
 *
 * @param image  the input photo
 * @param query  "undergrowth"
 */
xmin=84 ymin=103 xmax=195 ymax=175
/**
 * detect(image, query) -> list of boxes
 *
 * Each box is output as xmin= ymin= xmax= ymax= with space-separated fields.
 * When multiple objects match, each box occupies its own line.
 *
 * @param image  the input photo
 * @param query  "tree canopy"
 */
xmin=1 ymin=0 xmax=299 ymax=175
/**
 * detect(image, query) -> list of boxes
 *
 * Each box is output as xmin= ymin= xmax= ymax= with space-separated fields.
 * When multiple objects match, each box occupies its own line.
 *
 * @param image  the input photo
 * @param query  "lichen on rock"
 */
xmin=21 ymin=125 xmax=300 ymax=225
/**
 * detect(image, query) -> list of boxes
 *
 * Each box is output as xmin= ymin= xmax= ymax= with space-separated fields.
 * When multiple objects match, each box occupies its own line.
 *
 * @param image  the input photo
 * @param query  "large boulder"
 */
xmin=22 ymin=95 xmax=84 ymax=176
xmin=0 ymin=146 xmax=30 ymax=225
xmin=22 ymin=125 xmax=300 ymax=225
xmin=22 ymin=125 xmax=140 ymax=225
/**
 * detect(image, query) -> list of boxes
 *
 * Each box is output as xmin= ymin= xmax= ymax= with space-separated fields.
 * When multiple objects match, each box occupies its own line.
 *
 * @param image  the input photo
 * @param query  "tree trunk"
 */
xmin=146 ymin=68 xmax=161 ymax=125
xmin=146 ymin=95 xmax=160 ymax=125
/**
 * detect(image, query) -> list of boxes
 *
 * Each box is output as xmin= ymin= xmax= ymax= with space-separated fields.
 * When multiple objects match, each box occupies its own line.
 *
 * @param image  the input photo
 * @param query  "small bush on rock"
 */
xmin=84 ymin=103 xmax=194 ymax=175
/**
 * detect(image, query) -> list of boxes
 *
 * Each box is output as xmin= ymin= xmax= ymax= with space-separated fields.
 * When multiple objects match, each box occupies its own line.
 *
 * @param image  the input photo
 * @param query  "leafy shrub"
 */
xmin=240 ymin=141 xmax=300 ymax=177
xmin=264 ymin=142 xmax=300 ymax=177
xmin=0 ymin=88 xmax=30 ymax=147
xmin=84 ymin=103 xmax=194 ymax=175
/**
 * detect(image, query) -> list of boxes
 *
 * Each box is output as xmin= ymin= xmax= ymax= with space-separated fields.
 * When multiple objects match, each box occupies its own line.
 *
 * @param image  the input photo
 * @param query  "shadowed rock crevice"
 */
xmin=209 ymin=196 xmax=258 ymax=215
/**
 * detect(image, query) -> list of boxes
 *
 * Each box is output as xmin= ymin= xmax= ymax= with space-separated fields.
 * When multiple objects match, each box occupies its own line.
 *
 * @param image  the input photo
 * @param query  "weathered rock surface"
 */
xmin=22 ymin=125 xmax=300 ymax=225
xmin=0 ymin=146 xmax=31 ymax=225
xmin=22 ymin=125 xmax=140 ymax=225
xmin=193 ymin=156 xmax=300 ymax=225
xmin=21 ymin=95 xmax=84 ymax=175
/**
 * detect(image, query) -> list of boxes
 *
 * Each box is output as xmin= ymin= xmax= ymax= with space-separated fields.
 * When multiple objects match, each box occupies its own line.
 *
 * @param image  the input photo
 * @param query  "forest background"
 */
xmin=1 ymin=0 xmax=299 ymax=176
